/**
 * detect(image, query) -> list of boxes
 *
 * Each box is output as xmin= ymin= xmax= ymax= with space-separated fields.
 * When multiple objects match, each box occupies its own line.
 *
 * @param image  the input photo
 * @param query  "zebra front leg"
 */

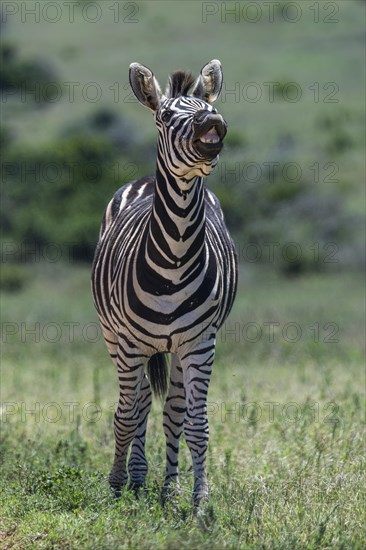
xmin=180 ymin=343 xmax=214 ymax=507
xmin=162 ymin=353 xmax=185 ymax=499
xmin=128 ymin=374 xmax=152 ymax=490
xmin=109 ymin=336 xmax=146 ymax=494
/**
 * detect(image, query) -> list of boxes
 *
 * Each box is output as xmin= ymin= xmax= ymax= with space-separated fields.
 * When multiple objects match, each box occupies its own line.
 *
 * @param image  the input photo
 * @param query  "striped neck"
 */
xmin=146 ymin=163 xmax=206 ymax=274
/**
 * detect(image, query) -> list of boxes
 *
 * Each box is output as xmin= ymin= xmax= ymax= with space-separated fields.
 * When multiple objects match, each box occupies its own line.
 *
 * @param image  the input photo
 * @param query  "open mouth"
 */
xmin=199 ymin=126 xmax=221 ymax=144
xmin=193 ymin=115 xmax=227 ymax=158
xmin=194 ymin=125 xmax=224 ymax=158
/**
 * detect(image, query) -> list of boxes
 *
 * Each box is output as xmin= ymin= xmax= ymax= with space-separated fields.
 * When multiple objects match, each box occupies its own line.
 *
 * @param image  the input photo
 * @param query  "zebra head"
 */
xmin=129 ymin=60 xmax=227 ymax=179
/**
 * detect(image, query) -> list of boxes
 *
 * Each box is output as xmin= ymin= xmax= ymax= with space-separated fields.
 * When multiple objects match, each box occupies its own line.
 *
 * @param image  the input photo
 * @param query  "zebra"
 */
xmin=92 ymin=59 xmax=238 ymax=506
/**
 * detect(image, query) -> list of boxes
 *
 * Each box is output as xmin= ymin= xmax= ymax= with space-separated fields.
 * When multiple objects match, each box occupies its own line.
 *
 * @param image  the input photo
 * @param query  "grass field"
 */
xmin=1 ymin=0 xmax=365 ymax=547
xmin=1 ymin=264 xmax=365 ymax=549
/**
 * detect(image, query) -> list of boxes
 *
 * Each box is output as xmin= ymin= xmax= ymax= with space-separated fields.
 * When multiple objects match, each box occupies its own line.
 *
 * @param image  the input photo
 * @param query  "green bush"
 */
xmin=317 ymin=111 xmax=354 ymax=154
xmin=0 ymin=264 xmax=30 ymax=292
xmin=0 ymin=42 xmax=60 ymax=102
xmin=211 ymin=161 xmax=358 ymax=275
xmin=1 ymin=134 xmax=150 ymax=262
xmin=62 ymin=108 xmax=137 ymax=151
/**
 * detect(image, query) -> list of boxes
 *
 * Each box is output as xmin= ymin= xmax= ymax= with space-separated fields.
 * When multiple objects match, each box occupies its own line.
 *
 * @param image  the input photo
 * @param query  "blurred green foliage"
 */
xmin=2 ymin=133 xmax=123 ymax=259
xmin=1 ymin=0 xmax=364 ymax=277
xmin=0 ymin=42 xmax=59 ymax=102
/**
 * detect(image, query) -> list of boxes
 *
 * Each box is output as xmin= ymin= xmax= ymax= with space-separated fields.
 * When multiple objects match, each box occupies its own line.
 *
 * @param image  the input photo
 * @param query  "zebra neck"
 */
xmin=146 ymin=167 xmax=206 ymax=271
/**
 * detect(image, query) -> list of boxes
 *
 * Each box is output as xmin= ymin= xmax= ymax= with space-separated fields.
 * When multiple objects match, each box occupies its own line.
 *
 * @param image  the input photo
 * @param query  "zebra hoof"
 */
xmin=192 ymin=486 xmax=209 ymax=510
xmin=128 ymin=480 xmax=146 ymax=497
xmin=109 ymin=484 xmax=123 ymax=499
xmin=109 ymin=475 xmax=127 ymax=499
xmin=161 ymin=483 xmax=180 ymax=505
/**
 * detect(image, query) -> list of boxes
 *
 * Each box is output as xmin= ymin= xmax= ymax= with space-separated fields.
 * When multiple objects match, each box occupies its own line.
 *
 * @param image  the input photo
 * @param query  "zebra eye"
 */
xmin=161 ymin=109 xmax=173 ymax=123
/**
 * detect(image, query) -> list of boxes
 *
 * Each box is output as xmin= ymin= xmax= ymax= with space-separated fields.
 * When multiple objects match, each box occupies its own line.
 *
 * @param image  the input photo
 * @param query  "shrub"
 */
xmin=62 ymin=108 xmax=137 ymax=151
xmin=0 ymin=42 xmax=60 ymax=103
xmin=0 ymin=264 xmax=30 ymax=292
xmin=211 ymin=160 xmax=358 ymax=275
xmin=1 ymin=134 xmax=150 ymax=263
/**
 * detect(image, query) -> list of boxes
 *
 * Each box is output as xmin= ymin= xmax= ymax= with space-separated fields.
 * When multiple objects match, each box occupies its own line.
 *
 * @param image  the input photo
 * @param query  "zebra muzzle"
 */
xmin=193 ymin=114 xmax=227 ymax=158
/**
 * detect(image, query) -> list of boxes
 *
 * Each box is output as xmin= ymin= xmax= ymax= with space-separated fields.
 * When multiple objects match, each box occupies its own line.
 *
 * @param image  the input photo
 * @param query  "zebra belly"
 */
xmin=108 ymin=271 xmax=223 ymax=355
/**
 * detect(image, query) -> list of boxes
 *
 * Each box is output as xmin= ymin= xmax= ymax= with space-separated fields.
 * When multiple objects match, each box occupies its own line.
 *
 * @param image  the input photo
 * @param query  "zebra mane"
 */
xmin=166 ymin=71 xmax=196 ymax=98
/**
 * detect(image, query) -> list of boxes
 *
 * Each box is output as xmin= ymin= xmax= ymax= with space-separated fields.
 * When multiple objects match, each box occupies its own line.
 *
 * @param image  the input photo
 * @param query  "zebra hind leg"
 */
xmin=127 ymin=374 xmax=152 ymax=492
xmin=181 ymin=344 xmax=214 ymax=507
xmin=162 ymin=353 xmax=186 ymax=502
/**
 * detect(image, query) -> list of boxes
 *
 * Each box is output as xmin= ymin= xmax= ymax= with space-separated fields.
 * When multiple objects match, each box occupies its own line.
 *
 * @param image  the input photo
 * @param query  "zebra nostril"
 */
xmin=193 ymin=110 xmax=208 ymax=124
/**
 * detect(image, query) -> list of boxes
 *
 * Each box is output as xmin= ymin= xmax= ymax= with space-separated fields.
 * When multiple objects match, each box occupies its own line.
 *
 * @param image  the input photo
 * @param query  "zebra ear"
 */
xmin=192 ymin=59 xmax=223 ymax=104
xmin=129 ymin=63 xmax=163 ymax=112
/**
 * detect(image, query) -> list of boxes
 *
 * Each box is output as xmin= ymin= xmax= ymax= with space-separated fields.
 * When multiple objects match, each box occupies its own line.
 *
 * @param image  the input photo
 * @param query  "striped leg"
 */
xmin=163 ymin=354 xmax=186 ymax=495
xmin=101 ymin=324 xmax=118 ymax=366
xmin=128 ymin=374 xmax=152 ymax=489
xmin=180 ymin=342 xmax=215 ymax=506
xmin=109 ymin=336 xmax=146 ymax=493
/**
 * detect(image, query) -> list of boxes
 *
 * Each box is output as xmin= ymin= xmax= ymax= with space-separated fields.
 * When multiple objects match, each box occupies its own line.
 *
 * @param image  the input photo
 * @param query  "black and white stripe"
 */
xmin=92 ymin=60 xmax=237 ymax=505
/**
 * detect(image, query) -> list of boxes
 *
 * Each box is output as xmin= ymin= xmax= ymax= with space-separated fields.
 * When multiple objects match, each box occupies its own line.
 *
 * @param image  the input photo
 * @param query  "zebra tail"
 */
xmin=147 ymin=353 xmax=169 ymax=399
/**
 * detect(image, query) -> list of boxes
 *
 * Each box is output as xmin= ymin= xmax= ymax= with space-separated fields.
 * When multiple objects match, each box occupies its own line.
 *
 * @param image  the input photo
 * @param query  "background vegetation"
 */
xmin=1 ymin=1 xmax=365 ymax=548
xmin=1 ymin=0 xmax=365 ymax=276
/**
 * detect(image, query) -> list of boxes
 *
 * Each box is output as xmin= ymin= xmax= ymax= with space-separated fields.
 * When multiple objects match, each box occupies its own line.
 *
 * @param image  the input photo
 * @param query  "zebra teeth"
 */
xmin=199 ymin=136 xmax=220 ymax=144
xmin=199 ymin=127 xmax=221 ymax=144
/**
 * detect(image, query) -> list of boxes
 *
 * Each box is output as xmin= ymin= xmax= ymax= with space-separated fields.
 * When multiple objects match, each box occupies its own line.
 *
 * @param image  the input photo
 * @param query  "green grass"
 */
xmin=1 ymin=264 xmax=365 ymax=548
